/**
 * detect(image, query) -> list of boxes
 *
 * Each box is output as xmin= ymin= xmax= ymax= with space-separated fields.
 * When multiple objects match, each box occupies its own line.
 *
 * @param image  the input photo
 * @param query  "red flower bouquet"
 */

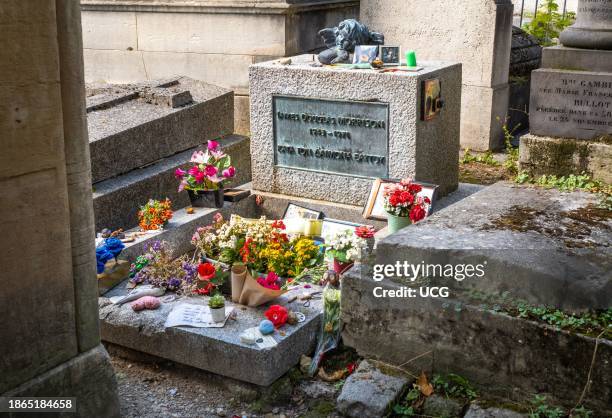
xmin=383 ymin=179 xmax=431 ymax=222
xmin=265 ymin=305 xmax=288 ymax=328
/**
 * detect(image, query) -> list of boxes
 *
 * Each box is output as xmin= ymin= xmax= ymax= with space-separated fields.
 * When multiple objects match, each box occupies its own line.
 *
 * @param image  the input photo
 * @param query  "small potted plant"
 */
xmin=383 ymin=179 xmax=430 ymax=234
xmin=208 ymin=293 xmax=226 ymax=322
xmin=138 ymin=198 xmax=173 ymax=231
xmin=175 ymin=140 xmax=236 ymax=208
xmin=325 ymin=230 xmax=367 ymax=274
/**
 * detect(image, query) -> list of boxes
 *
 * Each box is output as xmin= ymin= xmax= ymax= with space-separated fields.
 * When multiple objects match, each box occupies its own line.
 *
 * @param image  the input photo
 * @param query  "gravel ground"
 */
xmin=110 ymin=351 xmax=340 ymax=418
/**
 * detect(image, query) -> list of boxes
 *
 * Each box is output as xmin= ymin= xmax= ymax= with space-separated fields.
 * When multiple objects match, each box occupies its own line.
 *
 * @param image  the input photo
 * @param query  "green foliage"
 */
xmin=461 ymin=149 xmax=499 ymax=166
xmin=432 ymin=373 xmax=478 ymax=401
xmin=503 ymin=124 xmax=520 ymax=174
xmin=208 ymin=293 xmax=225 ymax=308
xmin=522 ymin=0 xmax=575 ymax=46
xmin=468 ymin=289 xmax=611 ymax=337
xmin=392 ymin=387 xmax=420 ymax=417
xmin=515 ymin=171 xmax=531 ymax=184
xmin=571 ymin=406 xmax=594 ymax=418
xmin=528 ymin=395 xmax=564 ymax=418
xmin=535 ymin=173 xmax=599 ymax=191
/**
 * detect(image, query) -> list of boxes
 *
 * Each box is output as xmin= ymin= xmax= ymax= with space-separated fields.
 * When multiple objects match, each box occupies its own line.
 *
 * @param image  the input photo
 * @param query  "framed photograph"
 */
xmin=379 ymin=46 xmax=401 ymax=66
xmin=282 ymin=203 xmax=323 ymax=220
xmin=422 ymin=78 xmax=443 ymax=121
xmin=321 ymin=218 xmax=362 ymax=241
xmin=362 ymin=178 xmax=439 ymax=221
xmin=353 ymin=45 xmax=379 ymax=64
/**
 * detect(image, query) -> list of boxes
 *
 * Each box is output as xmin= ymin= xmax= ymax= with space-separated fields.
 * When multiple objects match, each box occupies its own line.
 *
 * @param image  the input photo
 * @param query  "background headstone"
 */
xmin=360 ymin=0 xmax=514 ymax=150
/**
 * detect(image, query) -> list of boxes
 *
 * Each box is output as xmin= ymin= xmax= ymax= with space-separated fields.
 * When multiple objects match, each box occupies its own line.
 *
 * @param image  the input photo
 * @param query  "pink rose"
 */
xmin=207 ymin=140 xmax=219 ymax=151
xmin=204 ymin=165 xmax=217 ymax=177
xmin=222 ymin=166 xmax=236 ymax=178
xmin=194 ymin=171 xmax=206 ymax=184
xmin=190 ymin=150 xmax=208 ymax=164
xmin=188 ymin=166 xmax=200 ymax=177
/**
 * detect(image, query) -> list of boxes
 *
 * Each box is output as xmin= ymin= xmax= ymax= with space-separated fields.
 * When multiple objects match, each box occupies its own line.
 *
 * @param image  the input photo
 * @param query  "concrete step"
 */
xmin=87 ymin=77 xmax=234 ymax=183
xmin=93 ymin=134 xmax=251 ymax=232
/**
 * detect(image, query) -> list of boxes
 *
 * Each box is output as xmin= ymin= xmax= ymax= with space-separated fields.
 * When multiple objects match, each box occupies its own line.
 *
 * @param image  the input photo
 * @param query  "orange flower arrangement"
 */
xmin=138 ymin=198 xmax=173 ymax=231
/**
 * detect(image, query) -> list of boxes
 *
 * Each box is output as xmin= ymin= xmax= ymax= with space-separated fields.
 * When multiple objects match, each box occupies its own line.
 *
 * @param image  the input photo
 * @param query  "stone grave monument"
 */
xmin=249 ymin=55 xmax=462 ymax=207
xmin=519 ymin=0 xmax=612 ymax=183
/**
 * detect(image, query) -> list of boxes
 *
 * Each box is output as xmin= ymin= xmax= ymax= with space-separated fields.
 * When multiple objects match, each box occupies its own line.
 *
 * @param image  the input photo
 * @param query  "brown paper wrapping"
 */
xmin=230 ymin=264 xmax=286 ymax=307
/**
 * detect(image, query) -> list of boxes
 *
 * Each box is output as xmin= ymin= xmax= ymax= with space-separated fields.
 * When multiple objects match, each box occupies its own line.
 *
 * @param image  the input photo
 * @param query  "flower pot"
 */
xmin=387 ymin=213 xmax=412 ymax=234
xmin=333 ymin=258 xmax=354 ymax=274
xmin=210 ymin=306 xmax=226 ymax=323
xmin=188 ymin=188 xmax=224 ymax=208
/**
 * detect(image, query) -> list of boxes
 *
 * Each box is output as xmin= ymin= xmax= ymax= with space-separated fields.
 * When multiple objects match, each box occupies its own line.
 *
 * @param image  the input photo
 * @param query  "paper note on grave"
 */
xmin=165 ymin=303 xmax=234 ymax=328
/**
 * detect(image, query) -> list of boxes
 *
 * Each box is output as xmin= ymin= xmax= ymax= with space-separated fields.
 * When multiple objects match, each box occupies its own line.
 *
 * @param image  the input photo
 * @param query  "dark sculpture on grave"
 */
xmin=317 ymin=19 xmax=384 ymax=65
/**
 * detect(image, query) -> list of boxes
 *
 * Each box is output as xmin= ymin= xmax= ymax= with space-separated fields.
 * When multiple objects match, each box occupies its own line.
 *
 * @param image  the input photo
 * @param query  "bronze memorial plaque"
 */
xmin=273 ymin=95 xmax=389 ymax=178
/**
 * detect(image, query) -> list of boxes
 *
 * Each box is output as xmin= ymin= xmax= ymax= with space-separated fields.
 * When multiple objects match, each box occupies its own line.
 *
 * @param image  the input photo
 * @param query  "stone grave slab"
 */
xmin=374 ymin=182 xmax=611 ymax=310
xmin=87 ymin=77 xmax=234 ymax=183
xmin=99 ymin=283 xmax=323 ymax=386
xmin=249 ymin=55 xmax=461 ymax=205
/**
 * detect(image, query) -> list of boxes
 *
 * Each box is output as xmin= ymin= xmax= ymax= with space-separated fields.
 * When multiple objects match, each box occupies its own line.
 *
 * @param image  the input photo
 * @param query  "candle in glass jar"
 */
xmin=303 ymin=219 xmax=323 ymax=236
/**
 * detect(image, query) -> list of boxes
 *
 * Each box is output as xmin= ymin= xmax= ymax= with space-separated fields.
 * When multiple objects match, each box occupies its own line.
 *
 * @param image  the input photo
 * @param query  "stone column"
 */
xmin=559 ymin=0 xmax=612 ymax=50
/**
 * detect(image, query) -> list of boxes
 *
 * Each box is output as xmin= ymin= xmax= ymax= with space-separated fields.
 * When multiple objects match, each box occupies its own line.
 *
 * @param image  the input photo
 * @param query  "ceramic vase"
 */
xmin=188 ymin=187 xmax=224 ymax=208
xmin=387 ymin=213 xmax=412 ymax=234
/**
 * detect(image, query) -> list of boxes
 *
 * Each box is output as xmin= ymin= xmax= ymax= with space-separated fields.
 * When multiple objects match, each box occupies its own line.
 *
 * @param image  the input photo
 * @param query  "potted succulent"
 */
xmin=208 ymin=293 xmax=226 ymax=322
xmin=175 ymin=140 xmax=236 ymax=208
xmin=325 ymin=229 xmax=367 ymax=274
xmin=383 ymin=179 xmax=430 ymax=234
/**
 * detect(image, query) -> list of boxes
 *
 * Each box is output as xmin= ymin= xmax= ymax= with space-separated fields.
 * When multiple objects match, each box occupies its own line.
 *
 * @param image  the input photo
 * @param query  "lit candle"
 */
xmin=405 ymin=50 xmax=417 ymax=67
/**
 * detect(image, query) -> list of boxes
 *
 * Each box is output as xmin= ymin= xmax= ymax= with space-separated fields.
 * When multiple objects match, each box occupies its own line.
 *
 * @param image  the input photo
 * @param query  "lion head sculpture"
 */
xmin=317 ymin=19 xmax=384 ymax=65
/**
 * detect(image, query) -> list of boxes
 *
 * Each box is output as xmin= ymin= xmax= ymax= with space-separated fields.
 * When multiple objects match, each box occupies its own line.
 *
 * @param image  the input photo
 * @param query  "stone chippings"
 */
xmin=249 ymin=55 xmax=461 ymax=205
xmin=99 ymin=284 xmax=323 ymax=386
xmin=87 ymin=77 xmax=234 ymax=183
xmin=377 ymin=182 xmax=611 ymax=311
xmin=336 ymin=360 xmax=408 ymax=418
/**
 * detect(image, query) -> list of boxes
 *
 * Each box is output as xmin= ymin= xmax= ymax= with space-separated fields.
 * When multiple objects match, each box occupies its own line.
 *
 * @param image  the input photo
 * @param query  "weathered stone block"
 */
xmin=529 ymin=68 xmax=612 ymax=140
xmin=336 ymin=360 xmax=408 ymax=418
xmin=519 ymin=134 xmax=612 ymax=184
xmin=542 ymin=46 xmax=612 ymax=73
xmin=341 ymin=264 xmax=612 ymax=414
xmin=87 ymin=77 xmax=234 ymax=183
xmin=374 ymin=182 xmax=611 ymax=311
xmin=249 ymin=55 xmax=461 ymax=205
xmin=99 ymin=285 xmax=323 ymax=386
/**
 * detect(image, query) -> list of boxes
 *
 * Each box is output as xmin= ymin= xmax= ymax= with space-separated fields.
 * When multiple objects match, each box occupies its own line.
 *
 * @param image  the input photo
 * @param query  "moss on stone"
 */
xmin=525 ymin=137 xmax=592 ymax=177
xmin=299 ymin=400 xmax=336 ymax=418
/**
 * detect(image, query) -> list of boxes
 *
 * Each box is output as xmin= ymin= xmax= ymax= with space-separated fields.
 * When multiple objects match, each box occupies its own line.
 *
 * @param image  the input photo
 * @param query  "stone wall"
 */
xmin=360 ymin=0 xmax=514 ymax=150
xmin=0 ymin=1 xmax=119 ymax=414
xmin=80 ymin=0 xmax=359 ymax=134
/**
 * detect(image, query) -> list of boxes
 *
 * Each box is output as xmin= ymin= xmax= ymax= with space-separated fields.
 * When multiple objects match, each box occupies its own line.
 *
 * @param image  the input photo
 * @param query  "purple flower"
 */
xmin=168 ymin=277 xmax=182 ymax=290
xmin=150 ymin=241 xmax=162 ymax=252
